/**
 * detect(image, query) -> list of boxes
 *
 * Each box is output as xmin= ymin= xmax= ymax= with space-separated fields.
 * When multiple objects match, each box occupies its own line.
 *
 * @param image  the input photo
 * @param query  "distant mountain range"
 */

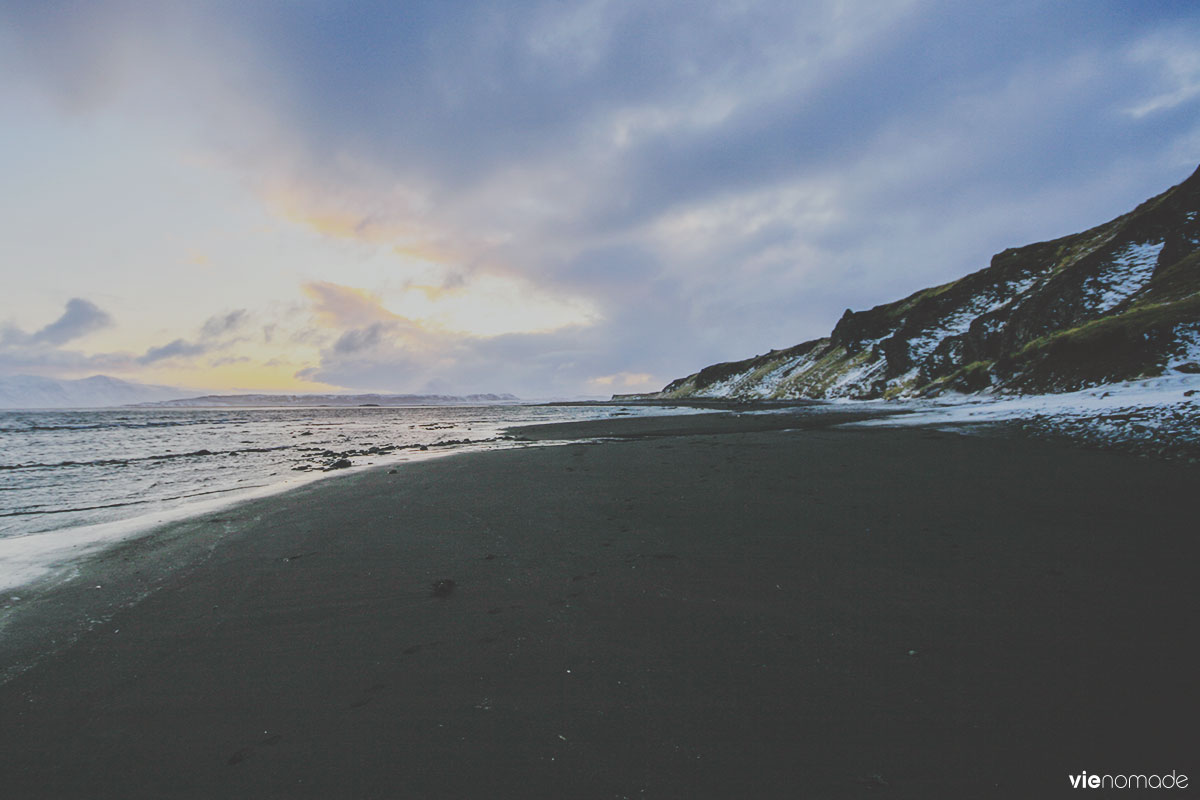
xmin=0 ymin=375 xmax=193 ymax=409
xmin=0 ymin=374 xmax=519 ymax=409
xmin=643 ymin=164 xmax=1200 ymax=401
xmin=138 ymin=393 xmax=520 ymax=408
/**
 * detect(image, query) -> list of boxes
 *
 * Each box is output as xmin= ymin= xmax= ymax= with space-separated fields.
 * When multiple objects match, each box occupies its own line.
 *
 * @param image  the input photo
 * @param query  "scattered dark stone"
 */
xmin=430 ymin=578 xmax=456 ymax=598
xmin=227 ymin=748 xmax=255 ymax=766
xmin=1176 ymin=362 xmax=1200 ymax=374
xmin=324 ymin=458 xmax=352 ymax=471
xmin=388 ymin=468 xmax=398 ymax=474
xmin=1185 ymin=390 xmax=1198 ymax=397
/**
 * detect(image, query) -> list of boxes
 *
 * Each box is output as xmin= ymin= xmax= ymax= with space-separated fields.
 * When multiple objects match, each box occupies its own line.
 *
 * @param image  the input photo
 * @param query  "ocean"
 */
xmin=0 ymin=402 xmax=685 ymax=591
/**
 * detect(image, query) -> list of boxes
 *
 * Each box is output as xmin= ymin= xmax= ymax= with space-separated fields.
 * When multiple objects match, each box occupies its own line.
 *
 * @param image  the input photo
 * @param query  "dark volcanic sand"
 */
xmin=0 ymin=414 xmax=1195 ymax=798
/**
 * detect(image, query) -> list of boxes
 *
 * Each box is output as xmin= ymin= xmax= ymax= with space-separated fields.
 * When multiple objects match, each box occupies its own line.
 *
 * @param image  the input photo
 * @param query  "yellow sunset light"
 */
xmin=144 ymin=361 xmax=339 ymax=393
xmin=383 ymin=275 xmax=600 ymax=338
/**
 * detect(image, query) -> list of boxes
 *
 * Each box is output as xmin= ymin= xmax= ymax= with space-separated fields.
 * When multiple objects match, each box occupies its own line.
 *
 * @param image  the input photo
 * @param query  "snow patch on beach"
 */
xmin=848 ymin=372 xmax=1200 ymax=458
xmin=1169 ymin=323 xmax=1200 ymax=369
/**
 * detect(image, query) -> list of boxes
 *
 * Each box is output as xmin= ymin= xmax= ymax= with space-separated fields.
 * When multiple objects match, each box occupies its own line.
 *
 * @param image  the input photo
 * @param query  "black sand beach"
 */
xmin=0 ymin=411 xmax=1195 ymax=798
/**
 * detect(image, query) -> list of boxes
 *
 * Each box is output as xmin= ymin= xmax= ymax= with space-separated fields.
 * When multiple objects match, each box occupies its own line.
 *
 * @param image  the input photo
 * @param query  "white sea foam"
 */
xmin=0 ymin=403 xmax=711 ymax=593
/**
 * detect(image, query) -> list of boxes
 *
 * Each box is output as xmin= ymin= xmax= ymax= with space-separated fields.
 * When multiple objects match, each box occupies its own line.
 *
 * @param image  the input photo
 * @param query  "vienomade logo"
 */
xmin=1068 ymin=771 xmax=1189 ymax=790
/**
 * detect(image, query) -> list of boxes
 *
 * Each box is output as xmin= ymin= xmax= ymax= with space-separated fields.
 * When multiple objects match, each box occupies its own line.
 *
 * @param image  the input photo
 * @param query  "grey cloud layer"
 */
xmin=0 ymin=298 xmax=129 ymax=376
xmin=4 ymin=0 xmax=1199 ymax=393
xmin=136 ymin=309 xmax=251 ymax=365
xmin=2 ymin=298 xmax=113 ymax=348
xmin=0 ymin=299 xmax=257 ymax=376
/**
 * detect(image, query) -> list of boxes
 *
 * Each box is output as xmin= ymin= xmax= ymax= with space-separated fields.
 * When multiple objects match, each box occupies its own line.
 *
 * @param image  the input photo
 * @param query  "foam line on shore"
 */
xmin=0 ymin=439 xmax=519 ymax=594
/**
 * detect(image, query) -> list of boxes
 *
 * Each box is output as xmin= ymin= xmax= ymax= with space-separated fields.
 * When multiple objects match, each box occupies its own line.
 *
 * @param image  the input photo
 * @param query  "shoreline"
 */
xmin=0 ymin=407 xmax=893 ymax=684
xmin=0 ymin=402 xmax=735 ymax=595
xmin=0 ymin=413 xmax=1195 ymax=797
xmin=0 ymin=435 xmax=511 ymax=596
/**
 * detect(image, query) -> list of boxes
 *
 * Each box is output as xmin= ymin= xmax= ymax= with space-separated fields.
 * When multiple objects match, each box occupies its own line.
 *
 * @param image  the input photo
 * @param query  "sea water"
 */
xmin=0 ymin=403 xmax=683 ymax=591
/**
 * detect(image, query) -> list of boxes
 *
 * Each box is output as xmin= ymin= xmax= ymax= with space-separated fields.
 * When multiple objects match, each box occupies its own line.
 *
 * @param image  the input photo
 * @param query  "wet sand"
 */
xmin=0 ymin=414 xmax=1195 ymax=798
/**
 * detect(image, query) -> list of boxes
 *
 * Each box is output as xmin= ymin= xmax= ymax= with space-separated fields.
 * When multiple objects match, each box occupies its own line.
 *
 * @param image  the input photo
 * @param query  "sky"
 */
xmin=1 ymin=1 xmax=1198 ymax=398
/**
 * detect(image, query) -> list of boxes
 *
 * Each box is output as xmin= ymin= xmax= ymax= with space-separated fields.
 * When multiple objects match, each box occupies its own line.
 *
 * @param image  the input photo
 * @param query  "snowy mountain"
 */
xmin=648 ymin=164 xmax=1200 ymax=401
xmin=0 ymin=375 xmax=194 ymax=409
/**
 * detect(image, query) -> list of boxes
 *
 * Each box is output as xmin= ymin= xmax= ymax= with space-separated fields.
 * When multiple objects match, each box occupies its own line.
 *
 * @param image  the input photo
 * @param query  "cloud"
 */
xmin=332 ymin=323 xmax=391 ymax=356
xmin=5 ymin=1 xmax=1200 ymax=394
xmin=200 ymin=309 xmax=248 ymax=339
xmin=137 ymin=338 xmax=209 ymax=365
xmin=209 ymin=355 xmax=251 ymax=366
xmin=0 ymin=324 xmax=28 ymax=348
xmin=224 ymin=1 xmax=1200 ymax=355
xmin=303 ymin=282 xmax=396 ymax=328
xmin=588 ymin=372 xmax=658 ymax=392
xmin=0 ymin=299 xmax=130 ymax=376
xmin=136 ymin=309 xmax=252 ymax=365
xmin=292 ymin=274 xmax=720 ymax=396
xmin=0 ymin=298 xmax=126 ymax=377
xmin=1123 ymin=26 xmax=1200 ymax=118
xmin=25 ymin=298 xmax=113 ymax=346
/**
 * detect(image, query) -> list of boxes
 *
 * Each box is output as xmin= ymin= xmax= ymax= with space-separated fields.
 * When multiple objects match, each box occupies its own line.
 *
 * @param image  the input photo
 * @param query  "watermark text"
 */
xmin=1069 ymin=771 xmax=1188 ymax=790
